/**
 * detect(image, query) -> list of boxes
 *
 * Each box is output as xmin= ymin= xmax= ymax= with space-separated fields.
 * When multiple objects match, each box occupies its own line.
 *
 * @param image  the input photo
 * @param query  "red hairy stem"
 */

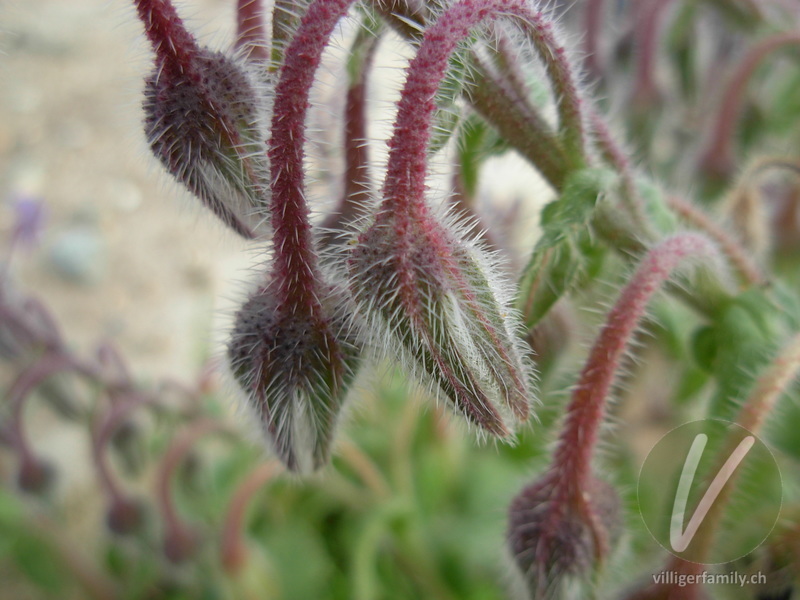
xmin=589 ymin=109 xmax=648 ymax=228
xmin=155 ymin=419 xmax=227 ymax=562
xmin=220 ymin=462 xmax=281 ymax=574
xmin=383 ymin=0 xmax=584 ymax=215
xmin=92 ymin=393 xmax=154 ymax=505
xmin=367 ymin=0 xmax=571 ymax=188
xmin=630 ymin=0 xmax=677 ymax=109
xmin=134 ymin=0 xmax=199 ymax=72
xmin=268 ymin=0 xmax=356 ymax=309
xmin=700 ymin=32 xmax=800 ymax=179
xmin=667 ymin=195 xmax=764 ymax=286
xmin=236 ymin=0 xmax=269 ymax=60
xmin=320 ymin=27 xmax=380 ymax=241
xmin=583 ymin=0 xmax=605 ymax=80
xmin=551 ymin=233 xmax=719 ymax=496
xmin=490 ymin=27 xmax=535 ymax=115
xmin=463 ymin=62 xmax=567 ymax=187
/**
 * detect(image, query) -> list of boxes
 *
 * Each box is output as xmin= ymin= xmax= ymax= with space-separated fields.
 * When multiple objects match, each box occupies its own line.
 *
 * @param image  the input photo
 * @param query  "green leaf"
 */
xmin=703 ymin=291 xmax=783 ymax=420
xmin=456 ymin=115 xmax=509 ymax=197
xmin=517 ymin=168 xmax=614 ymax=327
xmin=11 ymin=534 xmax=66 ymax=593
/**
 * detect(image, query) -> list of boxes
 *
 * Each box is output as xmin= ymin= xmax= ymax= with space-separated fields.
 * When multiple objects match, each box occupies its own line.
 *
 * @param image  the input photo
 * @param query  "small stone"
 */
xmin=48 ymin=226 xmax=106 ymax=285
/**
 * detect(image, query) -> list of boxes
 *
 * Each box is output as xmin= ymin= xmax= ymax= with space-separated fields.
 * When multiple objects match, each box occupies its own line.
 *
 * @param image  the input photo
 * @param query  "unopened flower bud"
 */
xmin=227 ymin=280 xmax=360 ymax=472
xmin=164 ymin=525 xmax=199 ymax=564
xmin=136 ymin=0 xmax=273 ymax=239
xmin=348 ymin=210 xmax=534 ymax=437
xmin=106 ymin=496 xmax=145 ymax=536
xmin=507 ymin=473 xmax=622 ymax=600
xmin=17 ymin=455 xmax=55 ymax=495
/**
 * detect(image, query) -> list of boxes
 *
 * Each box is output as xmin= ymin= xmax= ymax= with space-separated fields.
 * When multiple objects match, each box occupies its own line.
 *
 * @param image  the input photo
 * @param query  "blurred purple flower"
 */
xmin=10 ymin=195 xmax=46 ymax=250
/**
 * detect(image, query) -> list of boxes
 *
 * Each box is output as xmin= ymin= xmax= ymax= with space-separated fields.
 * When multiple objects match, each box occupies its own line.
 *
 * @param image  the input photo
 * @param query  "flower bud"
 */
xmin=17 ymin=455 xmax=55 ymax=495
xmin=136 ymin=0 xmax=273 ymax=239
xmin=227 ymin=280 xmax=360 ymax=472
xmin=164 ymin=525 xmax=199 ymax=564
xmin=106 ymin=496 xmax=145 ymax=536
xmin=507 ymin=473 xmax=622 ymax=600
xmin=348 ymin=210 xmax=534 ymax=437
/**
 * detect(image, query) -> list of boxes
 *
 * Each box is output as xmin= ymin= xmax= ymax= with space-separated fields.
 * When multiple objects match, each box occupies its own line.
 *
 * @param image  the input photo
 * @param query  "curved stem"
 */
xmin=220 ymin=461 xmax=281 ymax=574
xmin=551 ymin=233 xmax=721 ymax=496
xmin=384 ymin=0 xmax=584 ymax=215
xmin=667 ymin=195 xmax=765 ymax=286
xmin=700 ymin=32 xmax=800 ymax=179
xmin=236 ymin=0 xmax=269 ymax=60
xmin=462 ymin=60 xmax=567 ymax=188
xmin=268 ymin=0 xmax=356 ymax=309
xmin=92 ymin=393 xmax=154 ymax=503
xmin=6 ymin=353 xmax=93 ymax=468
xmin=155 ymin=419 xmax=226 ymax=555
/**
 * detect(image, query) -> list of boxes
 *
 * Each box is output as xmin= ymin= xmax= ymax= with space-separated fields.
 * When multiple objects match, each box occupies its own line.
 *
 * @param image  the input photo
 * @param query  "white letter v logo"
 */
xmin=670 ymin=433 xmax=755 ymax=553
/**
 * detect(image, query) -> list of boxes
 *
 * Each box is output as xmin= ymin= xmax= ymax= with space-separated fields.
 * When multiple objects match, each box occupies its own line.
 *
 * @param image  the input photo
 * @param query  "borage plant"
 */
xmin=4 ymin=0 xmax=800 ymax=598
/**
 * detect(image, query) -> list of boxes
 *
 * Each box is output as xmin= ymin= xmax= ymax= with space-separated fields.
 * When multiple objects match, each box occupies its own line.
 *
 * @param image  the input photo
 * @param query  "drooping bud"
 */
xmin=17 ymin=455 xmax=55 ymax=495
xmin=508 ymin=233 xmax=725 ymax=598
xmin=106 ymin=496 xmax=145 ymax=536
xmin=135 ymin=0 xmax=273 ymax=239
xmin=508 ymin=473 xmax=622 ymax=599
xmin=349 ymin=213 xmax=533 ymax=436
xmin=228 ymin=279 xmax=360 ymax=472
xmin=348 ymin=0 xmax=553 ymax=436
xmin=227 ymin=0 xmax=362 ymax=472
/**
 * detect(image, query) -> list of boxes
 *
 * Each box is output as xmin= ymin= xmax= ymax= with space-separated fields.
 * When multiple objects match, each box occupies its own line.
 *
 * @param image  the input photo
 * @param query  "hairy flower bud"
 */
xmin=136 ymin=0 xmax=273 ymax=239
xmin=106 ymin=496 xmax=145 ymax=536
xmin=507 ymin=473 xmax=622 ymax=599
xmin=17 ymin=455 xmax=55 ymax=495
xmin=227 ymin=279 xmax=360 ymax=472
xmin=348 ymin=209 xmax=534 ymax=436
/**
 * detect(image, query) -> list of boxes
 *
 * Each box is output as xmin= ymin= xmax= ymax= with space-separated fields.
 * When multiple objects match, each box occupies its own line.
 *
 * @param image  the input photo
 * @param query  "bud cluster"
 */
xmin=132 ymin=0 xmax=551 ymax=471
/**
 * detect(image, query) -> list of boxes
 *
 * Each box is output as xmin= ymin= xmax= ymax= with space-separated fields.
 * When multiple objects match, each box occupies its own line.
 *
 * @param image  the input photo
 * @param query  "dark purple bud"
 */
xmin=17 ymin=455 xmax=55 ymax=495
xmin=106 ymin=497 xmax=145 ymax=536
xmin=508 ymin=473 xmax=622 ymax=599
xmin=164 ymin=525 xmax=199 ymax=564
xmin=135 ymin=0 xmax=273 ymax=239
xmin=227 ymin=279 xmax=360 ymax=472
